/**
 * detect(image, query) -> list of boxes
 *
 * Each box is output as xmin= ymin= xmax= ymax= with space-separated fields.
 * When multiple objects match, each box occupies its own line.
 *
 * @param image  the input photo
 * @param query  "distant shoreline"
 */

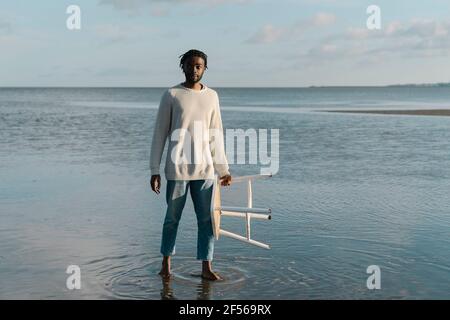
xmin=322 ymin=109 xmax=450 ymax=116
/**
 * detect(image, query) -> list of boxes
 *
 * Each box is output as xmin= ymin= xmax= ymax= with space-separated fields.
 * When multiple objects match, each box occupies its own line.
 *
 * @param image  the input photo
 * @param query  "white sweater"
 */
xmin=150 ymin=83 xmax=230 ymax=180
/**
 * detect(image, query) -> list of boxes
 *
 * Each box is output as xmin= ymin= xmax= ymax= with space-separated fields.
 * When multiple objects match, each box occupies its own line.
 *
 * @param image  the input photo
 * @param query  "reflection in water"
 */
xmin=160 ymin=276 xmax=212 ymax=300
xmin=196 ymin=279 xmax=212 ymax=300
xmin=160 ymin=277 xmax=176 ymax=300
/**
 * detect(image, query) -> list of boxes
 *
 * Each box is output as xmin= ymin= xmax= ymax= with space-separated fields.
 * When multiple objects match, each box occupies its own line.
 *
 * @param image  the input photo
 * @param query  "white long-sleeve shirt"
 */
xmin=150 ymin=83 xmax=230 ymax=180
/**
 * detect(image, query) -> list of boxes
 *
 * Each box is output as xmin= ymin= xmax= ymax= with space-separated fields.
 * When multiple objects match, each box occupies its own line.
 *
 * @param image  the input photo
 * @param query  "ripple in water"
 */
xmin=85 ymin=253 xmax=315 ymax=299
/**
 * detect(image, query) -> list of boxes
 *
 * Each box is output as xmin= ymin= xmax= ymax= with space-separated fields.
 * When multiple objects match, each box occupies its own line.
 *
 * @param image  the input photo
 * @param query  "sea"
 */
xmin=1 ymin=86 xmax=449 ymax=299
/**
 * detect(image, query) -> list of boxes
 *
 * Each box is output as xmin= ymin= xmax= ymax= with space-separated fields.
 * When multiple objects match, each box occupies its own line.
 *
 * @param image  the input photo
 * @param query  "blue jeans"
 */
xmin=160 ymin=179 xmax=215 ymax=261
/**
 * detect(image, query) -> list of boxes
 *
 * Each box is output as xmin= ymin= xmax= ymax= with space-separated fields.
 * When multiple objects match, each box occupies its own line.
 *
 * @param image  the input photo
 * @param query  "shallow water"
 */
xmin=1 ymin=87 xmax=449 ymax=299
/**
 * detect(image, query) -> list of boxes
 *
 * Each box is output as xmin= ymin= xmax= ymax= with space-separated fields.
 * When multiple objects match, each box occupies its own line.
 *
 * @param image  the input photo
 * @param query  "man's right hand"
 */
xmin=150 ymin=174 xmax=161 ymax=194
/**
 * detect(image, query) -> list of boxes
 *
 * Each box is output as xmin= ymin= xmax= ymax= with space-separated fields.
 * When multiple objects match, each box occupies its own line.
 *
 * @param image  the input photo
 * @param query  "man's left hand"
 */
xmin=220 ymin=174 xmax=232 ymax=187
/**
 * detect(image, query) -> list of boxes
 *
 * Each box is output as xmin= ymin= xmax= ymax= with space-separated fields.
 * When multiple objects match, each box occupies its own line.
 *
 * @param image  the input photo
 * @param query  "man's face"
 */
xmin=183 ymin=56 xmax=206 ymax=83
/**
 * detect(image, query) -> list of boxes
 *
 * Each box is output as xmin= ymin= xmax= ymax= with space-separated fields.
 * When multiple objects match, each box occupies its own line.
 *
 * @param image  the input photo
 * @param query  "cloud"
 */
xmin=98 ymin=0 xmax=251 ymax=13
xmin=99 ymin=0 xmax=144 ymax=11
xmin=385 ymin=19 xmax=450 ymax=39
xmin=246 ymin=12 xmax=336 ymax=44
xmin=0 ymin=19 xmax=12 ymax=35
xmin=246 ymin=24 xmax=287 ymax=44
xmin=0 ymin=19 xmax=46 ymax=51
xmin=311 ymin=12 xmax=336 ymax=27
xmin=95 ymin=67 xmax=149 ymax=77
xmin=95 ymin=24 xmax=131 ymax=43
xmin=359 ymin=19 xmax=450 ymax=58
xmin=300 ymin=18 xmax=450 ymax=63
xmin=94 ymin=24 xmax=158 ymax=44
xmin=150 ymin=6 xmax=170 ymax=17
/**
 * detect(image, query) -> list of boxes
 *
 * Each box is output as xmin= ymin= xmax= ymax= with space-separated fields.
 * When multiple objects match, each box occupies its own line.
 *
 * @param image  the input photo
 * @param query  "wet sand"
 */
xmin=322 ymin=109 xmax=450 ymax=116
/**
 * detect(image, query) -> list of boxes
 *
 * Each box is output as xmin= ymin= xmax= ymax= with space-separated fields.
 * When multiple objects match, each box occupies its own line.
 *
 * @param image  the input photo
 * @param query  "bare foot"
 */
xmin=201 ymin=270 xmax=223 ymax=281
xmin=159 ymin=256 xmax=171 ymax=279
xmin=159 ymin=268 xmax=172 ymax=279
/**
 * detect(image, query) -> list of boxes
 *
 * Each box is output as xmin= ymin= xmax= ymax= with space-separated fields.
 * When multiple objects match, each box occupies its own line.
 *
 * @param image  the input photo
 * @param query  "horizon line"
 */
xmin=1 ymin=82 xmax=449 ymax=89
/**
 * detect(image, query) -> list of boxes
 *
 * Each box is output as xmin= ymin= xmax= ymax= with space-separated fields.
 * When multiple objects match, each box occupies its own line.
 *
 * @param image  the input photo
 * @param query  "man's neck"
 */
xmin=182 ymin=81 xmax=203 ymax=91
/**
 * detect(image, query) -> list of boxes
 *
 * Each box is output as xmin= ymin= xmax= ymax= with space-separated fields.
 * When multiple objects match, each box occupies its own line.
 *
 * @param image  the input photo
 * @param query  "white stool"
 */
xmin=210 ymin=173 xmax=272 ymax=249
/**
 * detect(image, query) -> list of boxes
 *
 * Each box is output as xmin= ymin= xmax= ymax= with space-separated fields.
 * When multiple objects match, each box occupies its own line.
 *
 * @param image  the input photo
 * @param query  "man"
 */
xmin=150 ymin=49 xmax=232 ymax=281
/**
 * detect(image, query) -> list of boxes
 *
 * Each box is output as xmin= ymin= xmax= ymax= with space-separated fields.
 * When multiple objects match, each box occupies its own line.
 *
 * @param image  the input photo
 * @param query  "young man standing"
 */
xmin=150 ymin=49 xmax=232 ymax=281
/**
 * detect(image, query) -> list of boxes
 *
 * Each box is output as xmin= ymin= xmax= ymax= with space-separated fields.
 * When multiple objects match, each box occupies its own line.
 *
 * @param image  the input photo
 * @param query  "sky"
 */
xmin=1 ymin=0 xmax=450 ymax=87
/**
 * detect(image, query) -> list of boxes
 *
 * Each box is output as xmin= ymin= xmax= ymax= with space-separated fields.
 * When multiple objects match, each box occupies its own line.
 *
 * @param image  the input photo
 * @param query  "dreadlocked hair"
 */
xmin=179 ymin=49 xmax=208 ymax=70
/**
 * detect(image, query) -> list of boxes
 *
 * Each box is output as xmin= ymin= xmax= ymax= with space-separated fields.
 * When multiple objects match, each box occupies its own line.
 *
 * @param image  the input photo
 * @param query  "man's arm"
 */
xmin=150 ymin=90 xmax=172 ymax=177
xmin=210 ymin=93 xmax=231 ymax=185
